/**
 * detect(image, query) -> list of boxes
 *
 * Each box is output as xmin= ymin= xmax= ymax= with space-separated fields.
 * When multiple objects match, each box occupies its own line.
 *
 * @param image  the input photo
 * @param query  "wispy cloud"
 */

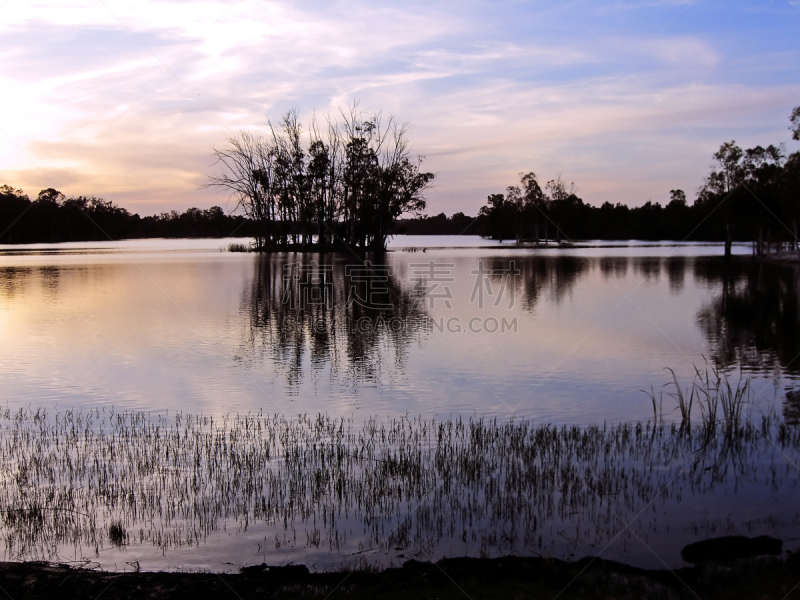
xmin=1 ymin=0 xmax=797 ymax=214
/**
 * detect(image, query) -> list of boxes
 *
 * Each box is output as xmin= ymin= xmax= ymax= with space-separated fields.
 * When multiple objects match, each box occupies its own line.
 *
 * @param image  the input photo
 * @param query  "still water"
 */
xmin=0 ymin=236 xmax=798 ymax=572
xmin=0 ymin=236 xmax=797 ymax=422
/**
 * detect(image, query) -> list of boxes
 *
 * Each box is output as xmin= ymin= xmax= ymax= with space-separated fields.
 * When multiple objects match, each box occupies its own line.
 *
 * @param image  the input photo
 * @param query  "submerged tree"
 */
xmin=206 ymin=105 xmax=434 ymax=251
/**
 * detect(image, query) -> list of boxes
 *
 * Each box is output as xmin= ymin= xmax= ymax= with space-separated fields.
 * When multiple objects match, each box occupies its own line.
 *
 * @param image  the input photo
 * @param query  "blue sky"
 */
xmin=1 ymin=0 xmax=798 ymax=216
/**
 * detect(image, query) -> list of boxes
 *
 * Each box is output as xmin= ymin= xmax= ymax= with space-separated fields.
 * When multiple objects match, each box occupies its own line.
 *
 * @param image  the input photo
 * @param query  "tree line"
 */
xmin=3 ymin=105 xmax=798 ymax=247
xmin=0 ymin=186 xmax=253 ymax=244
xmin=478 ymin=106 xmax=800 ymax=250
xmin=205 ymin=106 xmax=434 ymax=251
xmin=395 ymin=212 xmax=481 ymax=235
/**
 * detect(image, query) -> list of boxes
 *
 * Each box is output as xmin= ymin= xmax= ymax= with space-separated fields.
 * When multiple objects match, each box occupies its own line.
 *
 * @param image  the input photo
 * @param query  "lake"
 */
xmin=1 ymin=236 xmax=797 ymax=421
xmin=0 ymin=236 xmax=798 ymax=572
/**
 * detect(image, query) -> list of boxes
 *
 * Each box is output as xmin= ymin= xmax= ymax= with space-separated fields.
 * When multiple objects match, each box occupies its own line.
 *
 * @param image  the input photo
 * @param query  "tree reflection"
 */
xmin=241 ymin=253 xmax=428 ymax=390
xmin=666 ymin=256 xmax=687 ymax=292
xmin=786 ymin=390 xmax=800 ymax=425
xmin=487 ymin=256 xmax=590 ymax=311
xmin=240 ymin=254 xmax=597 ymax=391
xmin=695 ymin=259 xmax=800 ymax=375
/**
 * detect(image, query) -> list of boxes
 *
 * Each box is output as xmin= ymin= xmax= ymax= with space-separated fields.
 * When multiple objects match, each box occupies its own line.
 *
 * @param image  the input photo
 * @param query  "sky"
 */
xmin=1 ymin=0 xmax=798 ymax=217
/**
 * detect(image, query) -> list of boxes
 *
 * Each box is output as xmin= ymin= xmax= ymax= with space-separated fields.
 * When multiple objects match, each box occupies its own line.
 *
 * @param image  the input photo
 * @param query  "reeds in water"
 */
xmin=666 ymin=367 xmax=694 ymax=431
xmin=0 ymin=397 xmax=796 ymax=570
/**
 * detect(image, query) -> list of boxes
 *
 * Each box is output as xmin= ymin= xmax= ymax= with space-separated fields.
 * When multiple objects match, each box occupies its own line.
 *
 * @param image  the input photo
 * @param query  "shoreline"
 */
xmin=2 ymin=552 xmax=798 ymax=599
xmin=0 ymin=236 xmax=768 ymax=255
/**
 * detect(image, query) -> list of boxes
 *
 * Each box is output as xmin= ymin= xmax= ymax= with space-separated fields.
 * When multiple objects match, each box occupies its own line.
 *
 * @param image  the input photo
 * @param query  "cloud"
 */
xmin=0 ymin=0 xmax=797 ymax=216
xmin=647 ymin=37 xmax=720 ymax=68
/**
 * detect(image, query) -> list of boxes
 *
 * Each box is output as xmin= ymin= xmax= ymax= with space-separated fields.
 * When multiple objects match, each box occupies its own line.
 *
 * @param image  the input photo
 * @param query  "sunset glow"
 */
xmin=1 ymin=0 xmax=798 ymax=215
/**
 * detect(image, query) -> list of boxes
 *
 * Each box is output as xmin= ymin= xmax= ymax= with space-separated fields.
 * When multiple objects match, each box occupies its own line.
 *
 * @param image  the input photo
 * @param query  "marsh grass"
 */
xmin=646 ymin=365 xmax=749 ymax=439
xmin=642 ymin=386 xmax=662 ymax=425
xmin=0 ymin=394 xmax=797 ymax=569
xmin=687 ymin=364 xmax=751 ymax=443
xmin=227 ymin=243 xmax=252 ymax=253
xmin=665 ymin=368 xmax=694 ymax=431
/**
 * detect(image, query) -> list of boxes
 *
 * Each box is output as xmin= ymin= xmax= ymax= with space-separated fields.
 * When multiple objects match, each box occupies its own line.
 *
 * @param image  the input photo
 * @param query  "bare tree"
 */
xmin=205 ymin=131 xmax=273 ymax=249
xmin=545 ymin=173 xmax=575 ymax=203
xmin=205 ymin=105 xmax=433 ymax=251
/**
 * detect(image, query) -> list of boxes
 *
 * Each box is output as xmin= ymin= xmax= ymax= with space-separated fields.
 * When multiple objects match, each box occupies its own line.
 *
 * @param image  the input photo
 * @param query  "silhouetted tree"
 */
xmin=790 ymin=105 xmax=800 ymax=141
xmin=479 ymin=106 xmax=800 ymax=245
xmin=206 ymin=105 xmax=433 ymax=251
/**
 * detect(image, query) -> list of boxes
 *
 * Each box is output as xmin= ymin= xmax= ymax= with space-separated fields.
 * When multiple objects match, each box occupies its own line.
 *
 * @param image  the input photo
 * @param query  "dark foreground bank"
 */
xmin=2 ymin=554 xmax=799 ymax=600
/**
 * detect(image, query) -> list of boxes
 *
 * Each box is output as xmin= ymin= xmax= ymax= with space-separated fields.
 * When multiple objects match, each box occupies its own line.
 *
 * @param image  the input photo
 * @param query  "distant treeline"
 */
xmin=0 ymin=186 xmax=253 ymax=244
xmin=395 ymin=212 xmax=483 ymax=235
xmin=478 ymin=107 xmax=800 ymax=247
xmin=3 ymin=106 xmax=799 ymax=246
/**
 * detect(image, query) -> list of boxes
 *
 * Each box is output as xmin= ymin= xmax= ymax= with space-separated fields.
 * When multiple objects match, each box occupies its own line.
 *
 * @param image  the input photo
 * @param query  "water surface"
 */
xmin=0 ymin=236 xmax=796 ymax=422
xmin=1 ymin=236 xmax=799 ymax=572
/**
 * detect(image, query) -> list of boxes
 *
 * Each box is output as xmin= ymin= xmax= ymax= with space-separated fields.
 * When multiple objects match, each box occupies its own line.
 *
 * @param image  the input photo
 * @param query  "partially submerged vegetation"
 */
xmin=227 ymin=242 xmax=253 ymax=253
xmin=0 ymin=369 xmax=797 ymax=572
xmin=644 ymin=364 xmax=752 ymax=439
xmin=206 ymin=105 xmax=434 ymax=251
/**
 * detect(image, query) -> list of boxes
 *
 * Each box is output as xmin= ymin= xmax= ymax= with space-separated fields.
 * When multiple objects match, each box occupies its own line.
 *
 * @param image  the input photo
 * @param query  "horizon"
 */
xmin=1 ymin=0 xmax=799 ymax=216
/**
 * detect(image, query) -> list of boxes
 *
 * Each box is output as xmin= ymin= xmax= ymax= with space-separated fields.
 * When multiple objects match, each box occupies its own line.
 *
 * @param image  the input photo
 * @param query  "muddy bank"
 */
xmin=1 ymin=553 xmax=799 ymax=600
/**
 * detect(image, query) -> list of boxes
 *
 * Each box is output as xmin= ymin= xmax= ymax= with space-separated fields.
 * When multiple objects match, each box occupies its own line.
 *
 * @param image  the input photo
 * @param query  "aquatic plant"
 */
xmin=0 ymin=404 xmax=796 ymax=570
xmin=688 ymin=364 xmax=750 ymax=442
xmin=665 ymin=367 xmax=694 ymax=432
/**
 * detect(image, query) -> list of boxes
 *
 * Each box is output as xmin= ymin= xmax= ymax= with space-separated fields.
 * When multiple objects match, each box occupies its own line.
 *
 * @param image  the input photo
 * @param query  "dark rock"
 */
xmin=239 ymin=562 xmax=269 ymax=575
xmin=240 ymin=562 xmax=308 ymax=576
xmin=681 ymin=536 xmax=782 ymax=563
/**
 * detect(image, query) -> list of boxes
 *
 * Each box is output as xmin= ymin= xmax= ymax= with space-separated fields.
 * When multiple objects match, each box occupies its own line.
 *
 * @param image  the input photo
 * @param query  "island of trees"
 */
xmin=0 ymin=106 xmax=434 ymax=251
xmin=2 ymin=105 xmax=798 ymax=251
xmin=205 ymin=106 xmax=434 ymax=251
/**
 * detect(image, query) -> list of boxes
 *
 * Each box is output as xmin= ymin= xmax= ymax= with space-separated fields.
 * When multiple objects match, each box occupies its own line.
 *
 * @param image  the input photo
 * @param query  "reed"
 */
xmin=0 ymin=400 xmax=795 ymax=570
xmin=689 ymin=364 xmax=750 ymax=442
xmin=665 ymin=367 xmax=694 ymax=432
